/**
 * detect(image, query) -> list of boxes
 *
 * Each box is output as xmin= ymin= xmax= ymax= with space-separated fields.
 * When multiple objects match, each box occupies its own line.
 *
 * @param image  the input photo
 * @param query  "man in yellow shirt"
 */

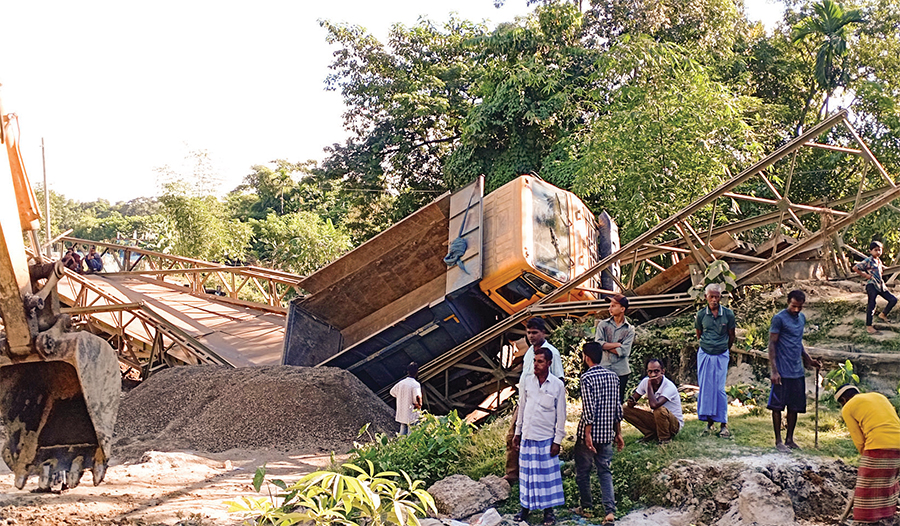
xmin=836 ymin=384 xmax=900 ymax=524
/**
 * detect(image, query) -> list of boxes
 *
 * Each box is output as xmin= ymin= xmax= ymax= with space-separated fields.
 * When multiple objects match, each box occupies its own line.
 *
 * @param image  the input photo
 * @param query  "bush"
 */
xmin=227 ymin=462 xmax=436 ymax=526
xmin=461 ymin=417 xmax=508 ymax=481
xmin=726 ymin=383 xmax=768 ymax=416
xmin=348 ymin=412 xmax=474 ymax=487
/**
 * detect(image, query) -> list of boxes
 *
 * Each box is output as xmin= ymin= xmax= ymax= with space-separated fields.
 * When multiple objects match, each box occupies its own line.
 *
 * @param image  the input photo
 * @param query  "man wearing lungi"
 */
xmin=573 ymin=341 xmax=624 ymax=525
xmin=836 ymin=384 xmax=900 ymax=525
xmin=513 ymin=346 xmax=566 ymax=525
xmin=767 ymin=289 xmax=821 ymax=452
xmin=505 ymin=318 xmax=564 ymax=483
xmin=695 ymin=283 xmax=736 ymax=438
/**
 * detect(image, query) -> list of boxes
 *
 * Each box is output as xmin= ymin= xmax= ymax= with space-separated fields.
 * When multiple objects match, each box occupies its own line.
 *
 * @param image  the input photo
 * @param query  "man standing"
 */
xmin=514 ymin=347 xmax=566 ymax=525
xmin=389 ymin=362 xmax=422 ymax=436
xmin=836 ymin=384 xmax=900 ymax=525
xmin=767 ymin=290 xmax=821 ymax=452
xmin=594 ymin=294 xmax=635 ymax=403
xmin=623 ymin=359 xmax=683 ymax=444
xmin=505 ymin=317 xmax=563 ymax=482
xmin=573 ymin=342 xmax=624 ymax=524
xmin=695 ymin=283 xmax=736 ymax=438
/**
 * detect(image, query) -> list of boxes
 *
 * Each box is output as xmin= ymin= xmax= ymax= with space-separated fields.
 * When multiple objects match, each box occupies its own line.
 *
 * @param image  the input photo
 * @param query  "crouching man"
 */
xmin=622 ymin=358 xmax=684 ymax=445
xmin=836 ymin=384 xmax=900 ymax=525
xmin=513 ymin=346 xmax=566 ymax=525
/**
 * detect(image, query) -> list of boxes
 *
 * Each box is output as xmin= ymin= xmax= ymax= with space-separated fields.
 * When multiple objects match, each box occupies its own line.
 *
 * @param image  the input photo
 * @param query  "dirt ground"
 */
xmin=0 ymin=448 xmax=340 ymax=526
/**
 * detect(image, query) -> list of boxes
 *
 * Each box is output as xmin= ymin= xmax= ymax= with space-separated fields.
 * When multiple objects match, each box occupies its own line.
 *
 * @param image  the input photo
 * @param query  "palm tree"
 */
xmin=791 ymin=0 xmax=863 ymax=130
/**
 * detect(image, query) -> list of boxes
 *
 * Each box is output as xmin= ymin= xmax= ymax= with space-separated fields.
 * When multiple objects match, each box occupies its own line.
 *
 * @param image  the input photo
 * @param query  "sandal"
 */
xmin=701 ymin=427 xmax=713 ymax=437
xmin=718 ymin=428 xmax=733 ymax=439
xmin=601 ymin=515 xmax=615 ymax=525
xmin=543 ymin=509 xmax=556 ymax=526
xmin=570 ymin=507 xmax=593 ymax=519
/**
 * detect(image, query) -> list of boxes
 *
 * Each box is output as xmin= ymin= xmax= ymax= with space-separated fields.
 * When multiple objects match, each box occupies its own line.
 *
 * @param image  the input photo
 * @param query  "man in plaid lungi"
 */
xmin=837 ymin=384 xmax=900 ymax=525
xmin=514 ymin=346 xmax=566 ymax=525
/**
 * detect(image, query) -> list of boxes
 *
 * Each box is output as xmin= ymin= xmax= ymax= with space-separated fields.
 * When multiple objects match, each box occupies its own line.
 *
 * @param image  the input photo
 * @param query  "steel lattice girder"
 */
xmin=414 ymin=110 xmax=899 ymax=385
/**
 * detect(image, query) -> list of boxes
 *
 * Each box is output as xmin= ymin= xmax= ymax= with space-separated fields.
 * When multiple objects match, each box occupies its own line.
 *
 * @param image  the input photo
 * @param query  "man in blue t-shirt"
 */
xmin=767 ymin=290 xmax=821 ymax=452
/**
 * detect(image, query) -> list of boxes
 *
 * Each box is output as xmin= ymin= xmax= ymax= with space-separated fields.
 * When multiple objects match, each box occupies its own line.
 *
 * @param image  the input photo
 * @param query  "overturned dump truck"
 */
xmin=282 ymin=175 xmax=618 ymax=413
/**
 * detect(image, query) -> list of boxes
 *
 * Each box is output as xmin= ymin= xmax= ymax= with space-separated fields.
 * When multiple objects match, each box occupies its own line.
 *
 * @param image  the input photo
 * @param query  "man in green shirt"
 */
xmin=695 ymin=284 xmax=736 ymax=438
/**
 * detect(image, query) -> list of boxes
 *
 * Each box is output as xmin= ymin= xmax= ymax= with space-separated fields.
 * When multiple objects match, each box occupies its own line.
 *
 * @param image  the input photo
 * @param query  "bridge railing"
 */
xmin=56 ymin=237 xmax=303 ymax=310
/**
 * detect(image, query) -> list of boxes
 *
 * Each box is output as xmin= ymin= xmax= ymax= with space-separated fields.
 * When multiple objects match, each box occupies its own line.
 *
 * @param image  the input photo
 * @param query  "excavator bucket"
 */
xmin=0 ymin=331 xmax=120 ymax=490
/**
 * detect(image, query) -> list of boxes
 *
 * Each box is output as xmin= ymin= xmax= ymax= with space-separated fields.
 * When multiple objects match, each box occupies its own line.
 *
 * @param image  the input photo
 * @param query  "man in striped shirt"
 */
xmin=572 ymin=342 xmax=624 ymax=524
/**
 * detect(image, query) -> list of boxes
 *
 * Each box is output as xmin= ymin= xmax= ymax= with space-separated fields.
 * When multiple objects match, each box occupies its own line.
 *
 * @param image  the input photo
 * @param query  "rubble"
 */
xmin=427 ymin=474 xmax=510 ymax=520
xmin=113 ymin=365 xmax=397 ymax=459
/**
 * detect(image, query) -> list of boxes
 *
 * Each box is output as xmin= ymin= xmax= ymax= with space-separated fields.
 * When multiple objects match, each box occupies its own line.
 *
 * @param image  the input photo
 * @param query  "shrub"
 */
xmin=226 ymin=462 xmax=436 ymax=526
xmin=348 ymin=412 xmax=474 ymax=487
xmin=461 ymin=417 xmax=508 ymax=481
xmin=726 ymin=383 xmax=768 ymax=416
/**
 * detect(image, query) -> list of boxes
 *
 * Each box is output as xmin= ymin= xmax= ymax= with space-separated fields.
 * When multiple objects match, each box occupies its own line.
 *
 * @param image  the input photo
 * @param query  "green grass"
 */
xmin=488 ymin=401 xmax=861 ymax=521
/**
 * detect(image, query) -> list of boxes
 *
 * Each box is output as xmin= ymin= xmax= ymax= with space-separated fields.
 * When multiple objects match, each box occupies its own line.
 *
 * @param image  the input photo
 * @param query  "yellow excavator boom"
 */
xmin=0 ymin=85 xmax=120 ymax=490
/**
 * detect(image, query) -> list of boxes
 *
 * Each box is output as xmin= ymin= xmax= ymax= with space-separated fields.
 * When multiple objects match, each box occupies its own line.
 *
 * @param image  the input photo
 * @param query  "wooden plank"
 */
xmin=634 ymin=233 xmax=737 ymax=296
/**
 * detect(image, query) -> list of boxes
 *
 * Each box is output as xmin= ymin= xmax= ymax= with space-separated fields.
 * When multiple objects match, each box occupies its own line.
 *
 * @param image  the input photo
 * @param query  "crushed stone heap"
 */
xmin=113 ymin=366 xmax=396 ymax=459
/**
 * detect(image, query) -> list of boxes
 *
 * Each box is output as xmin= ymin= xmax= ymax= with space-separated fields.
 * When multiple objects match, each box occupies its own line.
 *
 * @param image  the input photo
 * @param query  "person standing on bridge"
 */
xmin=504 ymin=317 xmax=563 ymax=483
xmin=695 ymin=283 xmax=736 ymax=438
xmin=594 ymin=294 xmax=634 ymax=403
xmin=389 ymin=362 xmax=422 ymax=436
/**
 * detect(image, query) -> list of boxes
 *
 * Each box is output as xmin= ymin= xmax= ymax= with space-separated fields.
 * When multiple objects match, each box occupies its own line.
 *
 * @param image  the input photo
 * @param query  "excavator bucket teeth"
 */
xmin=0 ymin=332 xmax=119 ymax=489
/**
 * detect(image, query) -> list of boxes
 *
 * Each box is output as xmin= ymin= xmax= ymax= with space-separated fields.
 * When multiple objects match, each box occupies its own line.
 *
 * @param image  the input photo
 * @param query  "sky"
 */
xmin=2 ymin=0 xmax=784 ymax=204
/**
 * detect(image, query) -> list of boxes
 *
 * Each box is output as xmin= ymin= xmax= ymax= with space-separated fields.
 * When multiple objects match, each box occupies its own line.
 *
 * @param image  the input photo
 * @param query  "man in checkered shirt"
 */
xmin=572 ymin=341 xmax=624 ymax=524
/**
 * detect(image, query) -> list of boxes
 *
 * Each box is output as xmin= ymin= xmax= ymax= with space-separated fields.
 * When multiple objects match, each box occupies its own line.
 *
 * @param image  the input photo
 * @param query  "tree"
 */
xmin=791 ymin=0 xmax=863 ymax=124
xmin=157 ymin=181 xmax=251 ymax=263
xmin=572 ymin=37 xmax=767 ymax=241
xmin=248 ymin=212 xmax=351 ymax=276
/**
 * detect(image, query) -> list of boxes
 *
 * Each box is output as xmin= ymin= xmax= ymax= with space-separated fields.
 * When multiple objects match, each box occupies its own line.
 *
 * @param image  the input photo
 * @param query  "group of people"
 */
xmin=61 ymin=245 xmax=104 ymax=274
xmin=387 ymin=243 xmax=899 ymax=526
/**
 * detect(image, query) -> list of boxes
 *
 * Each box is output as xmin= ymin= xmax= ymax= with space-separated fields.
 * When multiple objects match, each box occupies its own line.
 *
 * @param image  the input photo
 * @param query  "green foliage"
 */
xmin=348 ymin=412 xmax=474 ymax=487
xmin=726 ymin=383 xmax=768 ymax=416
xmin=157 ymin=181 xmax=252 ymax=262
xmin=226 ymin=462 xmax=436 ymax=526
xmin=688 ymin=260 xmax=738 ymax=305
xmin=460 ymin=417 xmax=509 ymax=481
xmin=548 ymin=318 xmax=595 ymax=398
xmin=823 ymin=359 xmax=860 ymax=391
xmin=249 ymin=212 xmax=352 ymax=276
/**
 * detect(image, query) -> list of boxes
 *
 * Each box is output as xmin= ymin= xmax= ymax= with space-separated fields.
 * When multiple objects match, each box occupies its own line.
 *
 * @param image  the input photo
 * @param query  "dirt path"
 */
xmin=0 ymin=449 xmax=341 ymax=526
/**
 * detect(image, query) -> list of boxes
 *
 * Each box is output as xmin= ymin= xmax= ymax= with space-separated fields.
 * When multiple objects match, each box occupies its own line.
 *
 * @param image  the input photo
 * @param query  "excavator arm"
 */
xmin=0 ymin=87 xmax=120 ymax=490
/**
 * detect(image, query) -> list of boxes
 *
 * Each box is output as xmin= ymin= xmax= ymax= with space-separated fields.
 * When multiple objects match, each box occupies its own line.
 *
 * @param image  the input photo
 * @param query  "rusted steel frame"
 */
xmin=706 ymin=199 xmax=717 ymax=247
xmin=635 ymin=187 xmax=890 ymax=262
xmin=450 ymin=375 xmax=511 ymax=400
xmin=805 ymin=142 xmax=862 ymax=155
xmin=710 ymin=249 xmax=766 ymax=263
xmin=683 ymin=219 xmax=716 ymax=261
xmin=842 ymin=118 xmax=896 ymax=187
xmin=128 ymin=253 xmax=145 ymax=272
xmin=737 ymin=184 xmax=900 ymax=284
xmin=452 ymin=363 xmax=496 ymax=374
xmin=418 ymin=110 xmax=849 ymax=386
xmin=645 ymin=258 xmax=666 ymax=272
xmin=60 ymin=302 xmax=143 ymax=315
xmin=760 ymin=172 xmax=783 ymax=200
xmin=723 ymin=192 xmax=777 ymax=205
xmin=249 ymin=277 xmax=271 ymax=303
xmin=627 ymin=248 xmax=640 ymax=289
xmin=675 ymin=222 xmax=709 ymax=269
xmin=422 ymin=383 xmax=454 ymax=412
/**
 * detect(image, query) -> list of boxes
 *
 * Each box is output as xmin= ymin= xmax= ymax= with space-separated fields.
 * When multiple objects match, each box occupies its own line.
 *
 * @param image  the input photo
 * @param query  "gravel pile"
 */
xmin=113 ymin=365 xmax=396 ymax=459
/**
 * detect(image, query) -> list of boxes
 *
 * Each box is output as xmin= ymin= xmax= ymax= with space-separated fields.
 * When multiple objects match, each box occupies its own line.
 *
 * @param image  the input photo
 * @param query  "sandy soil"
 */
xmin=0 ymin=449 xmax=342 ymax=526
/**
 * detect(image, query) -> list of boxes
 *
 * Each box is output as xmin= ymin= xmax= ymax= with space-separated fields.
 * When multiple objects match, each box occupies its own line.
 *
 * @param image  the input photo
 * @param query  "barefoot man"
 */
xmin=767 ymin=290 xmax=821 ymax=452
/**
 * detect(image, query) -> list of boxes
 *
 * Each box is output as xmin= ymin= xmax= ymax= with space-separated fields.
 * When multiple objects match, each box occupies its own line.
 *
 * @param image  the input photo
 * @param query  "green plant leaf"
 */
xmin=253 ymin=465 xmax=267 ymax=493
